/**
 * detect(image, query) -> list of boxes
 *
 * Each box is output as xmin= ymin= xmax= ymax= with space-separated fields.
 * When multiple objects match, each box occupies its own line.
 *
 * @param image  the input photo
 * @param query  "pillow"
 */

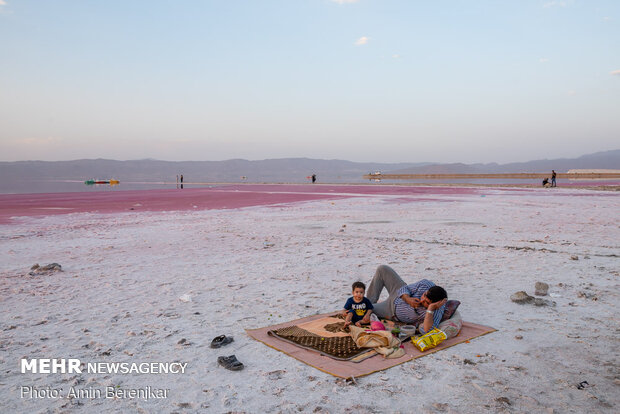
xmin=441 ymin=300 xmax=461 ymax=321
xmin=438 ymin=310 xmax=462 ymax=339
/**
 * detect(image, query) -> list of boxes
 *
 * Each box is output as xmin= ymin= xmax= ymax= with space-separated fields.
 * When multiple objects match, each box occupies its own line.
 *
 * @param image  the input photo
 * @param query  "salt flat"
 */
xmin=0 ymin=185 xmax=618 ymax=413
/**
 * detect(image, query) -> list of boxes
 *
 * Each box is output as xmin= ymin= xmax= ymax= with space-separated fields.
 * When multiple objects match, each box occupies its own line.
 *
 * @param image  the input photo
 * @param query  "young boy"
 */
xmin=342 ymin=281 xmax=374 ymax=328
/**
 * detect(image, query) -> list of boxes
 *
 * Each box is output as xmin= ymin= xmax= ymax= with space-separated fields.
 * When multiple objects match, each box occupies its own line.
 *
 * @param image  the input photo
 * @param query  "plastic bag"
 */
xmin=411 ymin=328 xmax=447 ymax=351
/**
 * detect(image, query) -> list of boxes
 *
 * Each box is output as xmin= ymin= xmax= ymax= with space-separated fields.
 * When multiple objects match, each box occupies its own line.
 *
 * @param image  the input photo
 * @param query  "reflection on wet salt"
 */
xmin=351 ymin=221 xmax=393 ymax=224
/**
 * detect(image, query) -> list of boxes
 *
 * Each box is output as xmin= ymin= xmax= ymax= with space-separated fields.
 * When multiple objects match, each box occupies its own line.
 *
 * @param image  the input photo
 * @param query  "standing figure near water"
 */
xmin=551 ymin=170 xmax=557 ymax=187
xmin=311 ymin=174 xmax=316 ymax=183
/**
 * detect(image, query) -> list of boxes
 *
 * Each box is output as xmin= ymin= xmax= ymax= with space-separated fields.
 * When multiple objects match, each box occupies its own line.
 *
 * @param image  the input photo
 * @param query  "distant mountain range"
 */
xmin=388 ymin=149 xmax=620 ymax=175
xmin=1 ymin=149 xmax=618 ymax=185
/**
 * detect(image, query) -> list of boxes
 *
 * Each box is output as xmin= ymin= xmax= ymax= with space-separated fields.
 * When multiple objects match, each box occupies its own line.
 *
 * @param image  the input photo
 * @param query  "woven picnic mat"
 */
xmin=247 ymin=312 xmax=496 ymax=379
xmin=268 ymin=325 xmax=367 ymax=360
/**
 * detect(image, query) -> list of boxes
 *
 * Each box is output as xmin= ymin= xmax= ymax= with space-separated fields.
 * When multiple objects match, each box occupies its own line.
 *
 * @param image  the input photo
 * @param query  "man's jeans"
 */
xmin=366 ymin=265 xmax=407 ymax=319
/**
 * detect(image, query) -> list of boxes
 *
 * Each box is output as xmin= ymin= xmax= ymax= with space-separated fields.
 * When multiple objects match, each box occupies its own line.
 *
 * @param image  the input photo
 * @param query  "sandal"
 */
xmin=210 ymin=335 xmax=234 ymax=348
xmin=217 ymin=355 xmax=244 ymax=371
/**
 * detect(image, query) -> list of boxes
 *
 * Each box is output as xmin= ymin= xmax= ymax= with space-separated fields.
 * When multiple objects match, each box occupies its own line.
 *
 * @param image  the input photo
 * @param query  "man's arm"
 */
xmin=400 ymin=293 xmax=421 ymax=308
xmin=398 ymin=281 xmax=423 ymax=308
xmin=420 ymin=298 xmax=447 ymax=333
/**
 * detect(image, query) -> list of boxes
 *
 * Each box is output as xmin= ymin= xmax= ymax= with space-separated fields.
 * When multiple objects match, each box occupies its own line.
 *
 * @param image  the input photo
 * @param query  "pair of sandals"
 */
xmin=211 ymin=335 xmax=244 ymax=371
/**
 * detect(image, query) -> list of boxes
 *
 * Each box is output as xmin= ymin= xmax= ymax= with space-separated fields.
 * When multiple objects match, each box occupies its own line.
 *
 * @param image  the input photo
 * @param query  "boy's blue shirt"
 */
xmin=344 ymin=297 xmax=374 ymax=323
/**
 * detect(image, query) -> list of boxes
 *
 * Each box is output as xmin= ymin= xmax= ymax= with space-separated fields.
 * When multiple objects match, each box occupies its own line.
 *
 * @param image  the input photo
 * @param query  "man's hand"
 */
xmin=428 ymin=298 xmax=447 ymax=311
xmin=402 ymin=294 xmax=421 ymax=308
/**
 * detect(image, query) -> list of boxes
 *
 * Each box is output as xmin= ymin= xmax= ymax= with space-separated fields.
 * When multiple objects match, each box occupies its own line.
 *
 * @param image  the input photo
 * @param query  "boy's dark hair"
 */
xmin=426 ymin=286 xmax=447 ymax=303
xmin=352 ymin=281 xmax=366 ymax=291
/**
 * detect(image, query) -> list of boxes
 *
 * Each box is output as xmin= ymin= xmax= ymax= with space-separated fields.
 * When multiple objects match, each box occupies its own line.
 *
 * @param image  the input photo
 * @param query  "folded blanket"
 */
xmin=348 ymin=326 xmax=405 ymax=359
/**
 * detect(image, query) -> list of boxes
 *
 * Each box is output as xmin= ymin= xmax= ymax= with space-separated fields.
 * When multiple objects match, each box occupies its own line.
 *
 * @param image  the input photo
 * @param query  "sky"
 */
xmin=1 ymin=0 xmax=619 ymax=164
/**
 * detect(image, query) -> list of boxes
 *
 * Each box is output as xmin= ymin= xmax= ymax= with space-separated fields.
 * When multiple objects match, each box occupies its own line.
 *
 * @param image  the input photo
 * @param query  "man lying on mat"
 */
xmin=366 ymin=265 xmax=448 ymax=334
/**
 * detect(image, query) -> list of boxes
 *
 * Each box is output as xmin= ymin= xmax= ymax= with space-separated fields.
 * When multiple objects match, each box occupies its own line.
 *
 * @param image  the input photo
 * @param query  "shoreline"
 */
xmin=1 ymin=183 xmax=618 ymax=225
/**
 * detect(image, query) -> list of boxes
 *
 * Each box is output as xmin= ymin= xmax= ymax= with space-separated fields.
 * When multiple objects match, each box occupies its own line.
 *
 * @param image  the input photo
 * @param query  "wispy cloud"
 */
xmin=603 ymin=16 xmax=612 ymax=22
xmin=610 ymin=70 xmax=620 ymax=76
xmin=392 ymin=54 xmax=401 ymax=59
xmin=567 ymin=90 xmax=576 ymax=96
xmin=539 ymin=58 xmax=550 ymax=63
xmin=355 ymin=36 xmax=369 ymax=46
xmin=0 ymin=1 xmax=7 ymax=6
xmin=543 ymin=1 xmax=566 ymax=8
xmin=330 ymin=0 xmax=360 ymax=4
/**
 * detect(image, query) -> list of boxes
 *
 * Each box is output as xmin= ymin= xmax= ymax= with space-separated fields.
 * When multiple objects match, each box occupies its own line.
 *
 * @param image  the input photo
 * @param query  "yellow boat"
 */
xmin=84 ymin=179 xmax=120 ymax=185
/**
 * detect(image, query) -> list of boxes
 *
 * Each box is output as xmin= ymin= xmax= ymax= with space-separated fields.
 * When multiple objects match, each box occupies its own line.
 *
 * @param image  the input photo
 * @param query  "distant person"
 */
xmin=551 ymin=170 xmax=557 ymax=187
xmin=180 ymin=174 xmax=184 ymax=184
xmin=542 ymin=178 xmax=550 ymax=187
xmin=312 ymin=174 xmax=316 ymax=184
xmin=342 ymin=282 xmax=373 ymax=328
